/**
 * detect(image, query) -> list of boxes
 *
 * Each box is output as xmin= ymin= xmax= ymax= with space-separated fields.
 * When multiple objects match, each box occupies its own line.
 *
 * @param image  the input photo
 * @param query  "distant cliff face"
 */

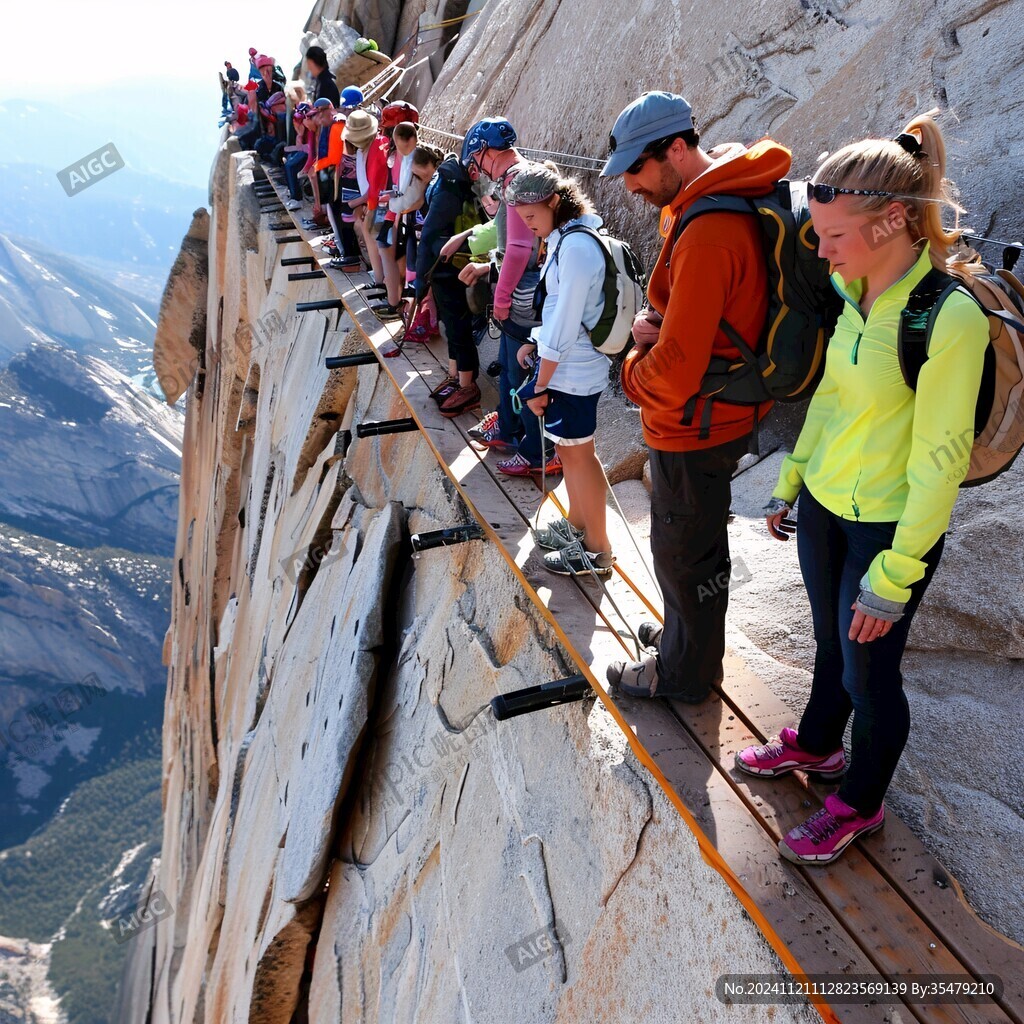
xmin=0 ymin=234 xmax=159 ymax=371
xmin=0 ymin=343 xmax=182 ymax=555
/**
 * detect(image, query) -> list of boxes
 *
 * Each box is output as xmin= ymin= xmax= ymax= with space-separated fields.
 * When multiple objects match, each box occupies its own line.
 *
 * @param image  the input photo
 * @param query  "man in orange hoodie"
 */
xmin=601 ymin=91 xmax=791 ymax=701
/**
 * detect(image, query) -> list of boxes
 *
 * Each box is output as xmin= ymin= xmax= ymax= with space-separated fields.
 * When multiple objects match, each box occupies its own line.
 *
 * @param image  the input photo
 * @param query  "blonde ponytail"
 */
xmin=814 ymin=110 xmax=964 ymax=267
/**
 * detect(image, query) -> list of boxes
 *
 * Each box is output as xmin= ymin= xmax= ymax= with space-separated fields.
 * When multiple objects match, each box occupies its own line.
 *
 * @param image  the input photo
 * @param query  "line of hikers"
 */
xmin=241 ymin=63 xmax=1024 ymax=866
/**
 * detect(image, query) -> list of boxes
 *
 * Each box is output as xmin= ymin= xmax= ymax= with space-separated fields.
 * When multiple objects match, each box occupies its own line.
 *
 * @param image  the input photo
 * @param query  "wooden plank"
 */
xmin=670 ymin=692 xmax=1008 ymax=1024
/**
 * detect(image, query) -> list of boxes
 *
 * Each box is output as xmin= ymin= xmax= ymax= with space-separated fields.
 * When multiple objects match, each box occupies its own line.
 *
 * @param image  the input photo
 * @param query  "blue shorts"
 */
xmin=542 ymin=389 xmax=601 ymax=446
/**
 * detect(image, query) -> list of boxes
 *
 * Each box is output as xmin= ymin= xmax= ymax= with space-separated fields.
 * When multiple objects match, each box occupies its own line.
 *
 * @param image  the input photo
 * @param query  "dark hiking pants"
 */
xmin=648 ymin=434 xmax=749 ymax=700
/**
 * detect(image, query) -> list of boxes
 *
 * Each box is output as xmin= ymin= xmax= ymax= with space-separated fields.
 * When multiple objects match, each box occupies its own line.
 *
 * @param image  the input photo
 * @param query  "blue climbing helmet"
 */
xmin=340 ymin=86 xmax=364 ymax=107
xmin=460 ymin=117 xmax=517 ymax=167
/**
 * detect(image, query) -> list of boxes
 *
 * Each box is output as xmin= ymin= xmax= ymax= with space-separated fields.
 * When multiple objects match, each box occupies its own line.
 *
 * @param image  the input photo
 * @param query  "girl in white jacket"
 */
xmin=505 ymin=163 xmax=614 ymax=578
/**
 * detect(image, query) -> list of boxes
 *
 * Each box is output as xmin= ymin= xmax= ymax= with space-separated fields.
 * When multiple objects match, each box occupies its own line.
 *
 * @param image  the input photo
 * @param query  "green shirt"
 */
xmin=468 ymin=220 xmax=497 ymax=257
xmin=774 ymin=245 xmax=989 ymax=603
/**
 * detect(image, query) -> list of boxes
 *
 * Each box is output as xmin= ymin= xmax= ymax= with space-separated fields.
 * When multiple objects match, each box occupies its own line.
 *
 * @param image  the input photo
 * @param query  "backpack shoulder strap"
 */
xmin=555 ymin=223 xmax=606 ymax=251
xmin=543 ymin=223 xmax=605 ymax=276
xmin=897 ymin=268 xmax=964 ymax=390
xmin=672 ymin=194 xmax=756 ymax=244
xmin=670 ymin=195 xmax=759 ymax=354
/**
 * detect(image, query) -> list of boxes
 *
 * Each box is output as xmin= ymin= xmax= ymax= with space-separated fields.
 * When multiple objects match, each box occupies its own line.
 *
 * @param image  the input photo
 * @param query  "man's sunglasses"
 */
xmin=611 ymin=134 xmax=679 ymax=176
xmin=807 ymin=182 xmax=893 ymax=204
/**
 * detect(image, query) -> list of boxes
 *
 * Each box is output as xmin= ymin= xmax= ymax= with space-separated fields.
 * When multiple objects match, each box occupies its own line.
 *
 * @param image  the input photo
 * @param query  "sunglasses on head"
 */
xmin=807 ymin=182 xmax=893 ymax=204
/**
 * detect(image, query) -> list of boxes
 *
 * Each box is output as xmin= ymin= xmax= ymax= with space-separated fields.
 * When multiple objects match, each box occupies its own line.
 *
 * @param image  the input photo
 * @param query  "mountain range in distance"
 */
xmin=0 ymin=85 xmax=218 ymax=304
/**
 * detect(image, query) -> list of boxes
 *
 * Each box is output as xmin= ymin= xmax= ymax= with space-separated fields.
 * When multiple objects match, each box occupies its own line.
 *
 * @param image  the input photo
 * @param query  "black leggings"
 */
xmin=327 ymin=204 xmax=359 ymax=261
xmin=431 ymin=273 xmax=478 ymax=376
xmin=795 ymin=486 xmax=945 ymax=815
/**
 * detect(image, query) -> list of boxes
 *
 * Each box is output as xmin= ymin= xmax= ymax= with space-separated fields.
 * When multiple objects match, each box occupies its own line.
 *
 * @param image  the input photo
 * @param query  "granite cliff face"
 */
xmin=125 ymin=2 xmax=1024 ymax=1021
xmin=416 ymin=0 xmax=1024 ymax=258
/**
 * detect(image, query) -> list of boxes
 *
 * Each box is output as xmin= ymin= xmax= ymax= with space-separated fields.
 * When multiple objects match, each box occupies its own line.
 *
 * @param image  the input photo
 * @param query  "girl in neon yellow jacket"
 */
xmin=738 ymin=113 xmax=989 ymax=866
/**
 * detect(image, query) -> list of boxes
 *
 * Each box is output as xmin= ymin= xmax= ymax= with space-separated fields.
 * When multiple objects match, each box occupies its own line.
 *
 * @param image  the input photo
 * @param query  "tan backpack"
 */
xmin=897 ymin=253 xmax=1024 ymax=486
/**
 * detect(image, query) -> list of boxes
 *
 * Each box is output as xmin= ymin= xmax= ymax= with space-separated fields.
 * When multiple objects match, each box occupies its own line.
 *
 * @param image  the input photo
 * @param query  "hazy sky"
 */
xmin=8 ymin=0 xmax=302 ymax=92
xmin=4 ymin=0 xmax=311 ymax=192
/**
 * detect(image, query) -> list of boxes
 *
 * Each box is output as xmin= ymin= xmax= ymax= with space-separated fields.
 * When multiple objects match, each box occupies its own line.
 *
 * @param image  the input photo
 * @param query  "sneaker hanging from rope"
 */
xmin=534 ymin=517 xmax=584 ymax=551
xmin=542 ymin=538 xmax=614 ymax=578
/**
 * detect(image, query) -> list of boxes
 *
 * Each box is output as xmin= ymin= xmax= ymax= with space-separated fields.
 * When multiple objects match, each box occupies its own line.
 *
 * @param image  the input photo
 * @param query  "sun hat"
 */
xmin=343 ymin=109 xmax=379 ymax=147
xmin=504 ymin=162 xmax=560 ymax=207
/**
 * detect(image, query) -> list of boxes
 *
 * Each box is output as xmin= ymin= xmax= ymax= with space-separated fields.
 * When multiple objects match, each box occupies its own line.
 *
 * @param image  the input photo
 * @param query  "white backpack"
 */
xmin=536 ymin=225 xmax=647 ymax=355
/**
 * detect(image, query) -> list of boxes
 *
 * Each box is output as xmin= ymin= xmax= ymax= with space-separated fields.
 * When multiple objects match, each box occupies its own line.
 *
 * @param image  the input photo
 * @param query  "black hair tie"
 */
xmin=894 ymin=132 xmax=927 ymax=159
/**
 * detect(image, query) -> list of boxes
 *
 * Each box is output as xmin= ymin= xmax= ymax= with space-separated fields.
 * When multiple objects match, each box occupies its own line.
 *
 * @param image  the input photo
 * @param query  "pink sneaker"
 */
xmin=495 ymin=452 xmax=535 ymax=477
xmin=779 ymin=794 xmax=885 ymax=865
xmin=735 ymin=727 xmax=846 ymax=780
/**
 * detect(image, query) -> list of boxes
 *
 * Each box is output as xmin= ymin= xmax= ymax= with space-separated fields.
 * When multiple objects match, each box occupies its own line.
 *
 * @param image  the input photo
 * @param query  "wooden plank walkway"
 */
xmin=253 ymin=170 xmax=1024 ymax=1024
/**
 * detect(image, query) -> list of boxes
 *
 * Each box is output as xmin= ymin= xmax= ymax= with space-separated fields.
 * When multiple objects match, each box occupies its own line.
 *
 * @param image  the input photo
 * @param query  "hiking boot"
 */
xmin=779 ymin=794 xmax=885 ymax=865
xmin=735 ymin=728 xmax=847 ymax=781
xmin=285 ymin=199 xmax=302 ymax=210
xmin=357 ymin=280 xmax=383 ymax=293
xmin=439 ymin=382 xmax=481 ymax=418
xmin=543 ymin=540 xmax=614 ymax=578
xmin=637 ymin=621 xmax=663 ymax=648
xmin=535 ymin=517 xmax=584 ymax=551
xmin=606 ymin=649 xmax=709 ymax=702
xmin=328 ymin=257 xmax=362 ymax=272
xmin=429 ymin=376 xmax=459 ymax=404
xmin=468 ymin=411 xmax=516 ymax=452
xmin=606 ymin=648 xmax=661 ymax=697
xmin=372 ymin=302 xmax=404 ymax=321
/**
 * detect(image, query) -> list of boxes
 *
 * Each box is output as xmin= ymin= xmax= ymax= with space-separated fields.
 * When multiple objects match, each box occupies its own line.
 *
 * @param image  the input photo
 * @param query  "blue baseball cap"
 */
xmin=601 ymin=91 xmax=694 ymax=177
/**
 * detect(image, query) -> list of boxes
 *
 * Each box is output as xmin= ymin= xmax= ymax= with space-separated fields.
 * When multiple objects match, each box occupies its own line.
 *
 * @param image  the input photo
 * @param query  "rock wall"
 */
xmin=153 ymin=210 xmax=209 ymax=406
xmin=420 ymin=0 xmax=1024 ymax=264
